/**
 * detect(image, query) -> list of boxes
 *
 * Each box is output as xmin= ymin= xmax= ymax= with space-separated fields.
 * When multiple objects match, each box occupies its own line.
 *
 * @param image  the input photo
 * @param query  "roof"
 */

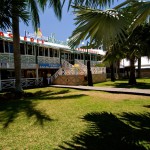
xmin=0 ymin=31 xmax=103 ymax=55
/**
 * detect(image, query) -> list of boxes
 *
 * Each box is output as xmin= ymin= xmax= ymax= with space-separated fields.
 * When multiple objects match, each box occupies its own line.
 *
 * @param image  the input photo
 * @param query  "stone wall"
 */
xmin=92 ymin=74 xmax=106 ymax=83
xmin=52 ymin=74 xmax=106 ymax=86
xmin=140 ymin=69 xmax=150 ymax=78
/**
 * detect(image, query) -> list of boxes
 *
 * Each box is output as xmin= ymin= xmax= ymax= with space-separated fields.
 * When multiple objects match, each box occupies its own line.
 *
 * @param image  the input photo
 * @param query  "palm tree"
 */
xmin=4 ymin=0 xmax=63 ymax=93
xmin=68 ymin=0 xmax=150 ymax=85
xmin=13 ymin=0 xmax=126 ymax=93
xmin=0 ymin=0 xmax=103 ymax=92
xmin=136 ymin=24 xmax=150 ymax=78
xmin=103 ymin=43 xmax=126 ymax=81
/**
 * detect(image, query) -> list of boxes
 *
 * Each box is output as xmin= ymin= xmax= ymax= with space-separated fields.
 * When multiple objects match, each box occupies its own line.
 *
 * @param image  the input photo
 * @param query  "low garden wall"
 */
xmin=53 ymin=74 xmax=106 ymax=86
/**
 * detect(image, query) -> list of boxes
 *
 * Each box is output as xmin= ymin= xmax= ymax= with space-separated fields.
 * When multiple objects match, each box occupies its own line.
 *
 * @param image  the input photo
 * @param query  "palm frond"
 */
xmin=27 ymin=0 xmax=40 ymax=30
xmin=69 ymin=6 xmax=127 ymax=48
xmin=130 ymin=1 xmax=150 ymax=30
xmin=48 ymin=0 xmax=62 ymax=20
xmin=12 ymin=0 xmax=29 ymax=25
xmin=0 ymin=0 xmax=30 ymax=30
xmin=0 ymin=0 xmax=12 ymax=30
xmin=68 ymin=0 xmax=116 ymax=9
xmin=37 ymin=0 xmax=47 ymax=11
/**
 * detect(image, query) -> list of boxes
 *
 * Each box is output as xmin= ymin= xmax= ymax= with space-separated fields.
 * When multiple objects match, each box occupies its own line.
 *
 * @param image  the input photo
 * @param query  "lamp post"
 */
xmin=86 ymin=41 xmax=93 ymax=86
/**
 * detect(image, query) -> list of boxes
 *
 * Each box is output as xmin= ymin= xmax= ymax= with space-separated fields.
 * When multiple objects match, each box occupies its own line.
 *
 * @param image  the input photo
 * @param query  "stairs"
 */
xmin=51 ymin=59 xmax=106 ymax=84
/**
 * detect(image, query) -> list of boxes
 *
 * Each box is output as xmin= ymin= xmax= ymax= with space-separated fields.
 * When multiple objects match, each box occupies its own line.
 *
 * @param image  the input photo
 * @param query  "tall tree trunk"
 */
xmin=110 ymin=62 xmax=115 ymax=82
xmin=115 ymin=60 xmax=120 ymax=79
xmin=137 ymin=57 xmax=141 ymax=78
xmin=87 ymin=60 xmax=93 ymax=86
xmin=129 ymin=56 xmax=136 ymax=85
xmin=12 ymin=15 xmax=23 ymax=92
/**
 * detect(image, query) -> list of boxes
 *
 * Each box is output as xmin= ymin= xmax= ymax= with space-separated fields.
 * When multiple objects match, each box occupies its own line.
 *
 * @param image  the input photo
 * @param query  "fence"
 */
xmin=0 ymin=78 xmax=43 ymax=91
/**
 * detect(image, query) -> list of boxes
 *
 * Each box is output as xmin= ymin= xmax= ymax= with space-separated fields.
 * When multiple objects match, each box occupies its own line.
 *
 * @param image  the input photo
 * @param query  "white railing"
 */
xmin=75 ymin=60 xmax=87 ymax=74
xmin=21 ymin=55 xmax=35 ymax=64
xmin=51 ymin=68 xmax=62 ymax=83
xmin=91 ymin=67 xmax=106 ymax=74
xmin=62 ymin=59 xmax=73 ymax=68
xmin=51 ymin=60 xmax=106 ymax=83
xmin=0 ymin=78 xmax=43 ymax=91
xmin=51 ymin=60 xmax=74 ymax=83
xmin=75 ymin=59 xmax=101 ymax=67
xmin=38 ymin=56 xmax=59 ymax=64
xmin=1 ymin=79 xmax=15 ymax=90
xmin=0 ymin=53 xmax=13 ymax=63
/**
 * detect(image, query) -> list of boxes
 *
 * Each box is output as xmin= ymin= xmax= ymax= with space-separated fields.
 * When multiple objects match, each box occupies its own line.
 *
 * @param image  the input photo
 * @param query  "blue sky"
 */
xmin=20 ymin=0 xmax=125 ymax=42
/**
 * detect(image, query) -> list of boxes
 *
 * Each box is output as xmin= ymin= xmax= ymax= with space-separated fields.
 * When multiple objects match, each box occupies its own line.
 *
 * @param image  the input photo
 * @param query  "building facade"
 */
xmin=0 ymin=31 xmax=106 ymax=91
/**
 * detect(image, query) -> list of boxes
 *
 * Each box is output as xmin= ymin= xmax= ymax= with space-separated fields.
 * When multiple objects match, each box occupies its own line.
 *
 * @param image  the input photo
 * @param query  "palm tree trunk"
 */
xmin=137 ymin=57 xmax=141 ymax=78
xmin=12 ymin=15 xmax=23 ymax=92
xmin=87 ymin=60 xmax=93 ymax=86
xmin=129 ymin=56 xmax=136 ymax=85
xmin=110 ymin=62 xmax=115 ymax=82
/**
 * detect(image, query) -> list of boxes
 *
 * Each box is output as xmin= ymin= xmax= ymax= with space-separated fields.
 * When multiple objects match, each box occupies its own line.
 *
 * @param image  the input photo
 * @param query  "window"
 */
xmin=5 ymin=41 xmax=9 ymax=53
xmin=39 ymin=46 xmax=44 ymax=56
xmin=75 ymin=53 xmax=77 ymax=59
xmin=50 ymin=48 xmax=53 ymax=57
xmin=27 ymin=44 xmax=33 ymax=55
xmin=45 ymin=47 xmax=48 ymax=56
xmin=64 ymin=53 xmax=68 ymax=59
xmin=20 ymin=43 xmax=25 ymax=55
xmin=54 ymin=50 xmax=58 ymax=57
xmin=78 ymin=54 xmax=81 ymax=60
xmin=61 ymin=52 xmax=64 ymax=59
xmin=0 ymin=40 xmax=4 ymax=53
xmin=4 ymin=41 xmax=13 ymax=53
xmin=9 ymin=42 xmax=13 ymax=53
xmin=81 ymin=53 xmax=83 ymax=60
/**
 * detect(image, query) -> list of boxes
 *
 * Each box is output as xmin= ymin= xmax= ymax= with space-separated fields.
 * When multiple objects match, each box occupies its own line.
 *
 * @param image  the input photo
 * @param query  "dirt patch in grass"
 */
xmin=78 ymin=90 xmax=149 ymax=101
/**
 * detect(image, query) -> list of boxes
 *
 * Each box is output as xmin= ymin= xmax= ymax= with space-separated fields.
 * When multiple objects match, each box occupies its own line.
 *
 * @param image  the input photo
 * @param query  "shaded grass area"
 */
xmin=58 ymin=112 xmax=150 ymax=150
xmin=94 ymin=78 xmax=150 ymax=89
xmin=0 ymin=88 xmax=85 ymax=128
xmin=0 ymin=87 xmax=150 ymax=149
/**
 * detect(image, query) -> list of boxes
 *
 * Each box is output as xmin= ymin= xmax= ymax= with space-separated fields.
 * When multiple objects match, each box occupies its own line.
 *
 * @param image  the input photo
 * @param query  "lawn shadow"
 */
xmin=58 ymin=112 xmax=150 ymax=150
xmin=0 ymin=89 xmax=87 ymax=128
xmin=0 ymin=92 xmax=53 ymax=128
xmin=114 ymin=82 xmax=150 ymax=89
xmin=30 ymin=89 xmax=87 ymax=101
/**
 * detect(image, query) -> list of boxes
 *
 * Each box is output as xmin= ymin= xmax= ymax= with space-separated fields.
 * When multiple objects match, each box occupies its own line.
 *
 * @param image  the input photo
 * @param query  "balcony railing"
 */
xmin=0 ymin=78 xmax=43 ymax=91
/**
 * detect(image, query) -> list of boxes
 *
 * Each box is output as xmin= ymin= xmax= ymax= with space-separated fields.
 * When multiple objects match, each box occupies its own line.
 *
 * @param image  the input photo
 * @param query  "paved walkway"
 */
xmin=51 ymin=85 xmax=150 ymax=96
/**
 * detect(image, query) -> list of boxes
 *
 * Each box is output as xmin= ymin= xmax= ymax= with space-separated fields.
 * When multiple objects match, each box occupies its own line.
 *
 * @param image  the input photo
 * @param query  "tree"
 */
xmin=1 ymin=0 xmax=120 ymax=92
xmin=103 ymin=39 xmax=127 ymax=81
xmin=0 ymin=0 xmax=63 ymax=93
xmin=68 ymin=0 xmax=150 ymax=85
xmin=135 ymin=24 xmax=150 ymax=78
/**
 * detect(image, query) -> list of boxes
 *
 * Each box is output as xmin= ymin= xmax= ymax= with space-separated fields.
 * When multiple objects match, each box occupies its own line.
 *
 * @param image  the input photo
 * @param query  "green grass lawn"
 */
xmin=0 ymin=87 xmax=150 ymax=149
xmin=94 ymin=78 xmax=150 ymax=89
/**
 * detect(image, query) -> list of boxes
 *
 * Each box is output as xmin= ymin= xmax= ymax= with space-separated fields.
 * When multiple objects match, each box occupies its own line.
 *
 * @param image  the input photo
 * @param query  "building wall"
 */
xmin=53 ymin=74 xmax=106 ymax=86
xmin=141 ymin=69 xmax=150 ymax=78
xmin=53 ymin=75 xmax=86 ymax=85
xmin=92 ymin=74 xmax=106 ymax=83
